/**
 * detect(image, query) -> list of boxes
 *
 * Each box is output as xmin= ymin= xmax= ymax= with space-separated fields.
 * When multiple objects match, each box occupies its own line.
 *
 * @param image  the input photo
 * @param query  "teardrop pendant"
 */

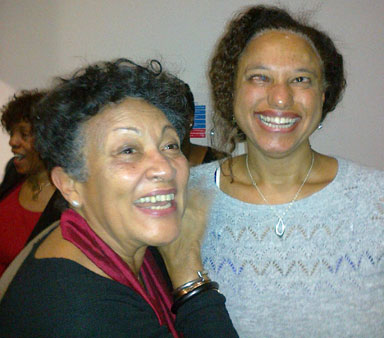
xmin=275 ymin=217 xmax=285 ymax=237
xmin=246 ymin=153 xmax=315 ymax=239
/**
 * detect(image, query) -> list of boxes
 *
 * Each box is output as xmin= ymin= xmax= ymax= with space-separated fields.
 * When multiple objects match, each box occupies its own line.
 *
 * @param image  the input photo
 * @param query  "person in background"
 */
xmin=0 ymin=59 xmax=238 ymax=337
xmin=189 ymin=5 xmax=384 ymax=336
xmin=0 ymin=90 xmax=61 ymax=277
xmin=181 ymin=84 xmax=225 ymax=166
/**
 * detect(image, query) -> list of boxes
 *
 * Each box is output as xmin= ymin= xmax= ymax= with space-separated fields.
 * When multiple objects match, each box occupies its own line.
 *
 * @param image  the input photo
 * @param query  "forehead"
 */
xmin=240 ymin=30 xmax=322 ymax=70
xmin=98 ymin=97 xmax=167 ymax=124
xmin=11 ymin=120 xmax=32 ymax=131
xmin=84 ymin=97 xmax=172 ymax=142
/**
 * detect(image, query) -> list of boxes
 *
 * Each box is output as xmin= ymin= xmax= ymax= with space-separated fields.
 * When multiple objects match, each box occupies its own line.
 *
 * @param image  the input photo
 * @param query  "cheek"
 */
xmin=174 ymin=157 xmax=189 ymax=193
xmin=109 ymin=160 xmax=142 ymax=184
xmin=297 ymin=89 xmax=323 ymax=110
xmin=177 ymin=159 xmax=190 ymax=186
xmin=234 ymin=84 xmax=265 ymax=113
xmin=25 ymin=137 xmax=36 ymax=151
xmin=112 ymin=169 xmax=141 ymax=197
xmin=29 ymin=149 xmax=42 ymax=167
xmin=82 ymin=175 xmax=128 ymax=214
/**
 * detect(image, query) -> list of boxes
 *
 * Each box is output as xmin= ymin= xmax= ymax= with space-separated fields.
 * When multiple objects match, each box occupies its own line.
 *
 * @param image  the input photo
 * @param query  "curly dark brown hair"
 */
xmin=1 ymin=90 xmax=46 ymax=133
xmin=209 ymin=5 xmax=346 ymax=152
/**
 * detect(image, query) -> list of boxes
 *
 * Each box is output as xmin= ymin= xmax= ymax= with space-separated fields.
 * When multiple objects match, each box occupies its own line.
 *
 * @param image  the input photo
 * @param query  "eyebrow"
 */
xmin=295 ymin=68 xmax=319 ymax=78
xmin=245 ymin=65 xmax=319 ymax=78
xmin=112 ymin=127 xmax=141 ymax=134
xmin=112 ymin=124 xmax=177 ymax=136
xmin=18 ymin=126 xmax=31 ymax=133
xmin=245 ymin=65 xmax=268 ymax=72
xmin=162 ymin=125 xmax=177 ymax=135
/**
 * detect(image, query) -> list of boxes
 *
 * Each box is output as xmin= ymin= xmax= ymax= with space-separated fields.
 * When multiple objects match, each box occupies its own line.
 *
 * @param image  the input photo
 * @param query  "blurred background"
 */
xmin=1 ymin=0 xmax=383 ymax=177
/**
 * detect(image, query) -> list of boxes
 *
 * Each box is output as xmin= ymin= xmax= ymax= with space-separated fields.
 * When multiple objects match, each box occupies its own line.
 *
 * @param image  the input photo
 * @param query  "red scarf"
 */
xmin=60 ymin=209 xmax=180 ymax=337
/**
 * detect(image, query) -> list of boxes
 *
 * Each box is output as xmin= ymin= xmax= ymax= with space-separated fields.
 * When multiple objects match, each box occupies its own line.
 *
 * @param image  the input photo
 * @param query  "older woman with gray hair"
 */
xmin=0 ymin=59 xmax=238 ymax=337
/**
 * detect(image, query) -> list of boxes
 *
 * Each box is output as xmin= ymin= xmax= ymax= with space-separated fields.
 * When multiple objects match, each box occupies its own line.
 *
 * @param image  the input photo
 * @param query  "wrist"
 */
xmin=168 ymin=263 xmax=204 ymax=289
xmin=171 ymin=270 xmax=219 ymax=314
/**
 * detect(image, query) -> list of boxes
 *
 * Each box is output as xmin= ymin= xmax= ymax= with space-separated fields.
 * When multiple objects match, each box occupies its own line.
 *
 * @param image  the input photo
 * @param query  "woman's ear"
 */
xmin=51 ymin=167 xmax=83 ymax=208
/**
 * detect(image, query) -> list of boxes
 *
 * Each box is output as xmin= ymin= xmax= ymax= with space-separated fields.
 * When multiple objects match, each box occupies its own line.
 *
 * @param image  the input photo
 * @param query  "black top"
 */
xmin=0 ymin=238 xmax=238 ymax=337
xmin=202 ymin=147 xmax=225 ymax=164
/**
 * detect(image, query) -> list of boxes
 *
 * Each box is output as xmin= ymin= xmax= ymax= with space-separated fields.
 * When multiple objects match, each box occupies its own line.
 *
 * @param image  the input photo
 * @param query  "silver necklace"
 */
xmin=245 ymin=152 xmax=315 ymax=237
xmin=31 ymin=181 xmax=52 ymax=201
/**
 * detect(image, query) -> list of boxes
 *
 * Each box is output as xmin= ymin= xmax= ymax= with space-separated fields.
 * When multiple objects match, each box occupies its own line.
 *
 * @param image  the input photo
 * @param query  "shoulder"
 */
xmin=332 ymin=158 xmax=384 ymax=203
xmin=0 ymin=257 xmax=161 ymax=337
xmin=337 ymin=157 xmax=384 ymax=183
xmin=189 ymin=160 xmax=221 ymax=187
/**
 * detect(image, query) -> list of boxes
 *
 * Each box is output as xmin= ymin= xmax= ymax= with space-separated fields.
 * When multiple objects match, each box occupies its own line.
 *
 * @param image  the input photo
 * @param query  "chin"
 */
xmin=258 ymin=142 xmax=299 ymax=157
xmin=148 ymin=227 xmax=180 ymax=247
xmin=15 ymin=167 xmax=29 ymax=175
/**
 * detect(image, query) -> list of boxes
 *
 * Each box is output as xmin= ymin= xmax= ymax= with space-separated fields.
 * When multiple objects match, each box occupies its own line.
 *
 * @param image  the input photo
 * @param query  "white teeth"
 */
xmin=14 ymin=154 xmax=25 ymax=159
xmin=135 ymin=193 xmax=175 ymax=204
xmin=147 ymin=202 xmax=172 ymax=210
xmin=259 ymin=115 xmax=298 ymax=128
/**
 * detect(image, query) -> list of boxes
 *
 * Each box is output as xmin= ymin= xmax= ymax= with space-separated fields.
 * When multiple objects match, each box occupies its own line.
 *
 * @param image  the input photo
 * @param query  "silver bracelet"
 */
xmin=172 ymin=270 xmax=210 ymax=295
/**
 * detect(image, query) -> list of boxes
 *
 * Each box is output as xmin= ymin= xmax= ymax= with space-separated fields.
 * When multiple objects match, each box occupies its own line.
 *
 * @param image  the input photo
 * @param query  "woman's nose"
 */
xmin=146 ymin=151 xmax=176 ymax=182
xmin=9 ymin=132 xmax=20 ymax=148
xmin=267 ymin=83 xmax=293 ymax=109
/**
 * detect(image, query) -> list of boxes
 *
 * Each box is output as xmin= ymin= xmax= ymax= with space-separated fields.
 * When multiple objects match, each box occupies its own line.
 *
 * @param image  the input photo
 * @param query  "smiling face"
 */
xmin=9 ymin=120 xmax=44 ymax=175
xmin=73 ymin=98 xmax=189 ymax=258
xmin=234 ymin=30 xmax=325 ymax=158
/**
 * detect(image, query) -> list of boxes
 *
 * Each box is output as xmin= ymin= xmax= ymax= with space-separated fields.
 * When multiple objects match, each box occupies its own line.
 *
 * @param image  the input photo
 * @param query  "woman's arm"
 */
xmin=159 ymin=190 xmax=239 ymax=337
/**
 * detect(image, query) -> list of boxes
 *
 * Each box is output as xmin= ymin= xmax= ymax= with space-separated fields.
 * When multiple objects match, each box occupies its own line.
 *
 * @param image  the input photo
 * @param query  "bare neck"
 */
xmin=246 ymin=144 xmax=314 ymax=187
xmin=26 ymin=168 xmax=51 ymax=187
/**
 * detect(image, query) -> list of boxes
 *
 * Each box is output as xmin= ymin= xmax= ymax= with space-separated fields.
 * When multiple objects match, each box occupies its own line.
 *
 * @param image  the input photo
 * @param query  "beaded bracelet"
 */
xmin=171 ymin=281 xmax=219 ymax=314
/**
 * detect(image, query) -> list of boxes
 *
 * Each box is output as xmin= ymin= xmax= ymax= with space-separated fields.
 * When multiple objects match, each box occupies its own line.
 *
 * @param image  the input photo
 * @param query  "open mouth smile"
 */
xmin=134 ymin=193 xmax=175 ymax=210
xmin=13 ymin=153 xmax=26 ymax=160
xmin=258 ymin=114 xmax=299 ymax=129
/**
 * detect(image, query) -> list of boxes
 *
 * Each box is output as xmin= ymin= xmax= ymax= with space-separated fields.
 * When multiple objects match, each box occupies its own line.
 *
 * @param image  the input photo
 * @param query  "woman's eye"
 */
xmin=120 ymin=147 xmax=136 ymax=155
xmin=249 ymin=74 xmax=270 ymax=83
xmin=293 ymin=76 xmax=311 ymax=84
xmin=164 ymin=143 xmax=180 ymax=151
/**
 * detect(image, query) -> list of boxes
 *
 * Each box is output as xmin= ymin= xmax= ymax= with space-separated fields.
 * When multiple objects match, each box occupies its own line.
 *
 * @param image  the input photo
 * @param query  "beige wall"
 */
xmin=0 ymin=81 xmax=15 ymax=175
xmin=1 ymin=0 xmax=383 ymax=180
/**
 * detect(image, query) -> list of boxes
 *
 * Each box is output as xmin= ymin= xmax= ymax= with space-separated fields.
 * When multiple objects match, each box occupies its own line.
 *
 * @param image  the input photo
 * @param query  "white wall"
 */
xmin=0 ymin=81 xmax=15 ymax=165
xmin=1 ymin=0 xmax=383 ymax=178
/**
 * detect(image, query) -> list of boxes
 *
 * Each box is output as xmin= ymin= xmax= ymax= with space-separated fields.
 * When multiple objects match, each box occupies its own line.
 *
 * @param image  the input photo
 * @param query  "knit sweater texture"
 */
xmin=190 ymin=157 xmax=384 ymax=337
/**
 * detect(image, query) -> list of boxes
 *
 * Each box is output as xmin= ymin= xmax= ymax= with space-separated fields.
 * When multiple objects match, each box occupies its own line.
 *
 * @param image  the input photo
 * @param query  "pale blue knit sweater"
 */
xmin=190 ymin=157 xmax=384 ymax=337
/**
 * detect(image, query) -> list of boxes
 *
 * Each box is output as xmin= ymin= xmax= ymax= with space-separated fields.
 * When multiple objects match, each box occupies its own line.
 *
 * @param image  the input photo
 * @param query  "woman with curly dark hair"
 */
xmin=0 ymin=59 xmax=238 ymax=337
xmin=189 ymin=5 xmax=384 ymax=336
xmin=0 ymin=90 xmax=61 ymax=277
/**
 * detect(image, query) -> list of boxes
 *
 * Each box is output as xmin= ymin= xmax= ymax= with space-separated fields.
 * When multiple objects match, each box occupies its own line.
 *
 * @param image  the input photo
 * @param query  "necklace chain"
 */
xmin=31 ymin=181 xmax=52 ymax=201
xmin=245 ymin=152 xmax=315 ymax=237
